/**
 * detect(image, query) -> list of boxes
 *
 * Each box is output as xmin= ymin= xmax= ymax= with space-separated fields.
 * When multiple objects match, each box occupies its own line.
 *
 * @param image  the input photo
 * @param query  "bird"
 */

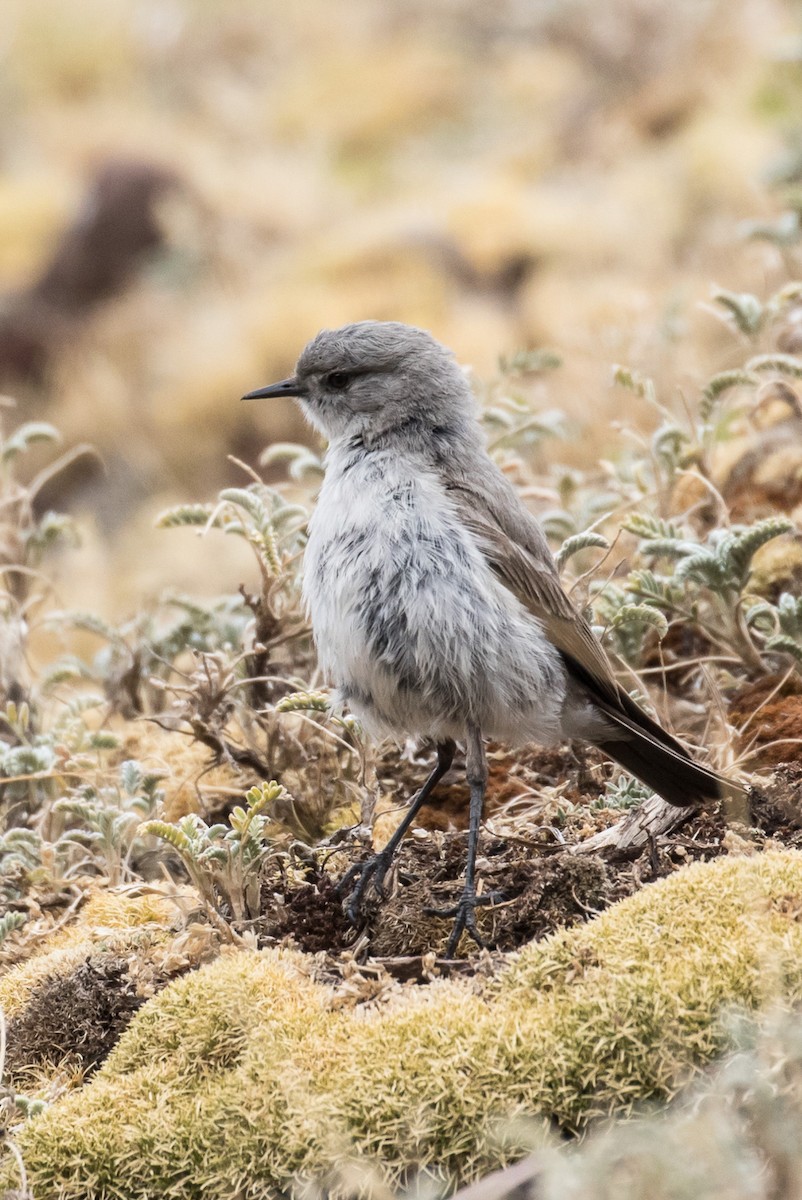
xmin=243 ymin=321 xmax=745 ymax=956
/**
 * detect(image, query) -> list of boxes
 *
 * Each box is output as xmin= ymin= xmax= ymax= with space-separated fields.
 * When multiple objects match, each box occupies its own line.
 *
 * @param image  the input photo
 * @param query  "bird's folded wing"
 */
xmin=445 ymin=479 xmax=619 ymax=701
xmin=445 ymin=478 xmax=702 ymax=754
xmin=445 ymin=476 xmax=743 ymax=801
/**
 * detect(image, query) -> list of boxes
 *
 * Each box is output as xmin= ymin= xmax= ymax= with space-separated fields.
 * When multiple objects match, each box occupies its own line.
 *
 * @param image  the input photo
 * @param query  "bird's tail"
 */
xmin=593 ymin=688 xmax=745 ymax=809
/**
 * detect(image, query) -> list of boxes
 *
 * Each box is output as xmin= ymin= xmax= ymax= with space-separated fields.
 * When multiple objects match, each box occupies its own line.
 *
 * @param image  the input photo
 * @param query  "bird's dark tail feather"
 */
xmin=562 ymin=650 xmax=745 ymax=808
xmin=596 ymin=730 xmax=739 ymax=808
xmin=594 ymin=686 xmax=745 ymax=808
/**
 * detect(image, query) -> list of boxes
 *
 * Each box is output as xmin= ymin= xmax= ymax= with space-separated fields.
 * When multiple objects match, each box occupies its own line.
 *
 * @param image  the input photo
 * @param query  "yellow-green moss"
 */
xmin=0 ymin=890 xmax=176 ymax=1018
xmin=7 ymin=850 xmax=802 ymax=1199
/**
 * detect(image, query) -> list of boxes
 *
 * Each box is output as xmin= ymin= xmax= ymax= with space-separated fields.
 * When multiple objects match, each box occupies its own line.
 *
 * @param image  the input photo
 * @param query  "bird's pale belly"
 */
xmin=305 ymin=512 xmax=569 ymax=746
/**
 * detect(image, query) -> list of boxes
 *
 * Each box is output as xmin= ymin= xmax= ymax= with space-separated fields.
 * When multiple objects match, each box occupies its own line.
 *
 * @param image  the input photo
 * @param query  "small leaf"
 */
xmin=259 ymin=443 xmax=324 ymax=482
xmin=0 ymin=911 xmax=27 ymax=944
xmin=90 ymin=732 xmax=119 ymax=750
xmin=612 ymin=365 xmax=656 ymax=405
xmin=39 ymin=658 xmax=93 ymax=690
xmin=156 ymin=504 xmax=216 ymax=528
xmin=219 ymin=488 xmax=281 ymax=572
xmin=555 ymin=532 xmax=609 ymax=572
xmin=276 ymin=690 xmax=331 ymax=713
xmin=700 ymin=370 xmax=758 ymax=420
xmin=742 ymin=212 xmax=802 ymax=248
xmin=745 ymin=352 xmax=802 ymax=378
xmin=609 ymin=605 xmax=669 ymax=640
xmin=601 ymin=773 xmax=654 ymax=810
xmin=778 ymin=592 xmax=802 ymax=634
xmin=745 ymin=601 xmax=778 ymax=632
xmin=639 ymin=538 xmax=698 ymax=560
xmin=498 ymin=348 xmax=562 ymax=375
xmin=139 ymin=820 xmax=192 ymax=852
xmin=712 ymin=289 xmax=764 ymax=336
xmin=623 ymin=514 xmax=683 ymax=541
xmin=651 ymin=423 xmax=689 ymax=467
xmin=120 ymin=760 xmax=142 ymax=795
xmin=47 ymin=610 xmax=122 ymax=642
xmin=765 ymin=634 xmax=802 ymax=665
xmin=244 ymin=780 xmax=284 ymax=814
xmin=674 ymin=547 xmax=720 ymax=583
xmin=628 ymin=570 xmax=680 ymax=608
xmin=725 ymin=518 xmax=795 ymax=584
xmin=1 ymin=421 xmax=61 ymax=462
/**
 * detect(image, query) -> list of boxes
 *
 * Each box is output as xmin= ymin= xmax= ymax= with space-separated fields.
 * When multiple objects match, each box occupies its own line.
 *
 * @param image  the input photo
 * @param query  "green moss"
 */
xmin=532 ymin=1008 xmax=802 ymax=1200
xmin=7 ymin=851 xmax=802 ymax=1199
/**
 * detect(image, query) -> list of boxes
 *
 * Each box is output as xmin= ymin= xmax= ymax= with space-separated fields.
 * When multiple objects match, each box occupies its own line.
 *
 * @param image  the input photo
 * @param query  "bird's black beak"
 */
xmin=241 ymin=377 xmax=304 ymax=401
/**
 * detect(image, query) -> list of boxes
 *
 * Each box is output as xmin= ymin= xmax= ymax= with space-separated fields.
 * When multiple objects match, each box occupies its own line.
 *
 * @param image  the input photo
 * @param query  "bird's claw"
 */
xmin=336 ymin=850 xmax=393 ymax=924
xmin=425 ymin=889 xmax=502 ymax=958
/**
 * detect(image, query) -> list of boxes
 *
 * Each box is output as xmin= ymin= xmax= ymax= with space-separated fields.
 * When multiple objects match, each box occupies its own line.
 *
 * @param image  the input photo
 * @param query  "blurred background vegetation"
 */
xmin=1 ymin=0 xmax=801 ymax=616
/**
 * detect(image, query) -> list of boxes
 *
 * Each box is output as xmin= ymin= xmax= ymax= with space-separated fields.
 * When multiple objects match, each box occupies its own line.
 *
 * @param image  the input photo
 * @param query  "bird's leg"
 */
xmin=427 ymin=722 xmax=492 ymax=958
xmin=569 ymin=740 xmax=594 ymax=793
xmin=337 ymin=739 xmax=455 ymax=924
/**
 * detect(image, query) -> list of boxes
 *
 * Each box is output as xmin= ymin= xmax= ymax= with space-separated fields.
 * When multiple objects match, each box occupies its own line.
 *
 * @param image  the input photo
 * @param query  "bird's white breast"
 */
xmin=303 ymin=441 xmax=567 ymax=744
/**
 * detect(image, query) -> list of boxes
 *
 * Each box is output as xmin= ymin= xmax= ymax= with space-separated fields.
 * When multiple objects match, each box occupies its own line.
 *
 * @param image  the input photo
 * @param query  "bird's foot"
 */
xmin=426 ymin=888 xmax=502 ymax=958
xmin=336 ymin=848 xmax=395 ymax=924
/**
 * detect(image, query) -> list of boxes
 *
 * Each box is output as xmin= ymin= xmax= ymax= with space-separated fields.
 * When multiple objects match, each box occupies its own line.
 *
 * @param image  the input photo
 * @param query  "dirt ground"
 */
xmin=257 ymin=758 xmax=801 ymax=965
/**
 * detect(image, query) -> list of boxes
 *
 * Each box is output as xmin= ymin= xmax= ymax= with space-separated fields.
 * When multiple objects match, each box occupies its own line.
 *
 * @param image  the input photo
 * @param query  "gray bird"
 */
xmin=243 ymin=321 xmax=744 ymax=956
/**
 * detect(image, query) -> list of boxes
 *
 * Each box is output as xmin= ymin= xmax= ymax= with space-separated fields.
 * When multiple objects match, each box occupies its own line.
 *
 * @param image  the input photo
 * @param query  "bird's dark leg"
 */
xmin=337 ymin=739 xmax=455 ymax=924
xmin=427 ymin=722 xmax=491 ymax=958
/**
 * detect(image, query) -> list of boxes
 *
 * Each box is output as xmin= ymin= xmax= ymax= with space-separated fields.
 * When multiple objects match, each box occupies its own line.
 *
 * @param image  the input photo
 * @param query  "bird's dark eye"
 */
xmin=325 ymin=371 xmax=351 ymax=391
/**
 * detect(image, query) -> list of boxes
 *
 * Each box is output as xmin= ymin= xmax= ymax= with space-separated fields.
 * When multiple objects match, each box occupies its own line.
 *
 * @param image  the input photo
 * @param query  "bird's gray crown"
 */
xmin=297 ymin=321 xmax=446 ymax=377
xmin=291 ymin=320 xmax=476 ymax=445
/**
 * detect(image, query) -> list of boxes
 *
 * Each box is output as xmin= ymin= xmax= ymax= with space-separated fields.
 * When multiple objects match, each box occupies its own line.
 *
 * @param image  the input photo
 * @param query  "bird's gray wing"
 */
xmin=444 ymin=476 xmax=620 ymax=704
xmin=443 ymin=472 xmax=740 ymax=806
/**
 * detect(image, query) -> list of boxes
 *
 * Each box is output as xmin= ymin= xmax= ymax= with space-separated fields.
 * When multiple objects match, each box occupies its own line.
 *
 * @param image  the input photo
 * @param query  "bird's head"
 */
xmin=242 ymin=320 xmax=475 ymax=444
